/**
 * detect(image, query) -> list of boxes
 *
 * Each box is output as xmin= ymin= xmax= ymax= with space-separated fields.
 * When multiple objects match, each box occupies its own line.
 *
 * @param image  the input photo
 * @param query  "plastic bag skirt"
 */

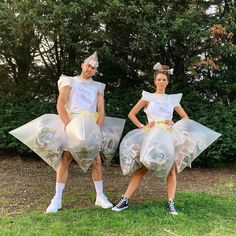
xmin=9 ymin=111 xmax=125 ymax=172
xmin=120 ymin=119 xmax=221 ymax=180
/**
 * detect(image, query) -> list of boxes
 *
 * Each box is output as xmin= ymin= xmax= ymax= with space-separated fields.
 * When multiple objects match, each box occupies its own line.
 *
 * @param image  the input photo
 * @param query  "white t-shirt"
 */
xmin=57 ymin=75 xmax=105 ymax=114
xmin=141 ymin=91 xmax=182 ymax=122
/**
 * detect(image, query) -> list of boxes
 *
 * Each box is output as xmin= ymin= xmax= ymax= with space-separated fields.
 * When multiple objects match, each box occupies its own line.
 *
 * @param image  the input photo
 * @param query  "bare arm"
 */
xmin=128 ymin=99 xmax=151 ymax=128
xmin=96 ymin=93 xmax=105 ymax=127
xmin=57 ymin=86 xmax=71 ymax=126
xmin=174 ymin=105 xmax=189 ymax=119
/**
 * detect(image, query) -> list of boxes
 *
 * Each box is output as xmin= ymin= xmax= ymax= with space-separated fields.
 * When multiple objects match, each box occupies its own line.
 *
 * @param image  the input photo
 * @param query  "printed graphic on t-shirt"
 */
xmin=76 ymin=84 xmax=96 ymax=109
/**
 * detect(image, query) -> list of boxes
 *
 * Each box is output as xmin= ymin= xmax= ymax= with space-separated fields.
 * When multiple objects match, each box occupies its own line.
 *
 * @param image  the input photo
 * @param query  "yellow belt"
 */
xmin=67 ymin=109 xmax=99 ymax=122
xmin=143 ymin=120 xmax=172 ymax=132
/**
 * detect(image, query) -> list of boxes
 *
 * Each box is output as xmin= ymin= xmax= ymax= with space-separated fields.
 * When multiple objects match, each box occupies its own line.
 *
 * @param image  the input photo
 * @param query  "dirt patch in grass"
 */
xmin=0 ymin=154 xmax=235 ymax=216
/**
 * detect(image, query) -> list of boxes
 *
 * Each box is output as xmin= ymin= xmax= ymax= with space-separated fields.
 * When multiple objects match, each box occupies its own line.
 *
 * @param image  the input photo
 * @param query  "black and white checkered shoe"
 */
xmin=168 ymin=200 xmax=178 ymax=215
xmin=112 ymin=196 xmax=129 ymax=212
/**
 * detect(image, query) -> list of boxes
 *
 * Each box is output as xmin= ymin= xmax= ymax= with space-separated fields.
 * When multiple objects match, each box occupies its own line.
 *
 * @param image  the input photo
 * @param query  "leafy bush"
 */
xmin=0 ymin=93 xmax=57 ymax=153
xmin=1 ymin=85 xmax=235 ymax=167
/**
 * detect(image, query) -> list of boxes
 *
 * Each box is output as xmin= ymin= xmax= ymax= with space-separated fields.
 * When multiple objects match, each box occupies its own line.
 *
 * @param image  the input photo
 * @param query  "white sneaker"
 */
xmin=45 ymin=199 xmax=62 ymax=213
xmin=95 ymin=196 xmax=113 ymax=209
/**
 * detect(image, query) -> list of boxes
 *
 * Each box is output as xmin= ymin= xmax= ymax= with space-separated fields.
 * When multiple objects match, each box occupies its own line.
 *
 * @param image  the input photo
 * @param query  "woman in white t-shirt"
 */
xmin=112 ymin=63 xmax=221 ymax=215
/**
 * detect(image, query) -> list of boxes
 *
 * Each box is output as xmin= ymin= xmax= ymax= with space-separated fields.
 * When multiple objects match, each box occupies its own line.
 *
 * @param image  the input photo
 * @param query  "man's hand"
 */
xmin=64 ymin=120 xmax=70 ymax=131
xmin=96 ymin=120 xmax=103 ymax=128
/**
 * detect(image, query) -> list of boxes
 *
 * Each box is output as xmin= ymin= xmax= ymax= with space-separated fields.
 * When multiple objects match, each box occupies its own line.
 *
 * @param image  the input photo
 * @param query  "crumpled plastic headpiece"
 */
xmin=84 ymin=51 xmax=99 ymax=68
xmin=153 ymin=62 xmax=174 ymax=75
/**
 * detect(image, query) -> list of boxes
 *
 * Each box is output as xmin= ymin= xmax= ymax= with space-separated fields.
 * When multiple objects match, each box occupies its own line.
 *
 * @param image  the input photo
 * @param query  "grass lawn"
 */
xmin=0 ymin=191 xmax=235 ymax=236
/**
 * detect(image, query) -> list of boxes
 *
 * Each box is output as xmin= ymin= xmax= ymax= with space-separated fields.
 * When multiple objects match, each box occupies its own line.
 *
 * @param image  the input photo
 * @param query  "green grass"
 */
xmin=0 ymin=191 xmax=235 ymax=236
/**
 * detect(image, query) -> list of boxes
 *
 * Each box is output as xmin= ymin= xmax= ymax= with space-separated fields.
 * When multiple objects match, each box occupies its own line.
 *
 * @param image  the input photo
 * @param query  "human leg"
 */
xmin=124 ymin=165 xmax=148 ymax=198
xmin=167 ymin=164 xmax=177 ymax=200
xmin=46 ymin=151 xmax=73 ymax=213
xmin=92 ymin=154 xmax=113 ymax=208
xmin=56 ymin=151 xmax=73 ymax=183
xmin=167 ymin=164 xmax=178 ymax=215
xmin=112 ymin=166 xmax=148 ymax=212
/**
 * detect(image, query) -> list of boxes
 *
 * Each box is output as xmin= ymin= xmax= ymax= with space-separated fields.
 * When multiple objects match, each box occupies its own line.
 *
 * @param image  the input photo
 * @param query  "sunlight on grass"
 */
xmin=0 ymin=191 xmax=235 ymax=236
xmin=214 ymin=179 xmax=235 ymax=196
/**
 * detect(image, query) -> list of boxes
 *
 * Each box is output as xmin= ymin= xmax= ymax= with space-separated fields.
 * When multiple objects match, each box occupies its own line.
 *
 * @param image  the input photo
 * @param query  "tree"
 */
xmin=0 ymin=0 xmax=235 ymax=165
xmin=0 ymin=0 xmax=40 ymax=86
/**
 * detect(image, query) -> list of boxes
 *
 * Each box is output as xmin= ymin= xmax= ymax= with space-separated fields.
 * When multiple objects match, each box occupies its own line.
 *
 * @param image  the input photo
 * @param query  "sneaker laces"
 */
xmin=116 ymin=196 xmax=128 ymax=208
xmin=169 ymin=200 xmax=177 ymax=212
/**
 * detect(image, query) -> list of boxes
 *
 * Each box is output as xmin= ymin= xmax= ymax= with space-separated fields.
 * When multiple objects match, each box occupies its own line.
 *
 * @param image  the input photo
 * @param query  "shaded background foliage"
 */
xmin=0 ymin=0 xmax=235 ymax=166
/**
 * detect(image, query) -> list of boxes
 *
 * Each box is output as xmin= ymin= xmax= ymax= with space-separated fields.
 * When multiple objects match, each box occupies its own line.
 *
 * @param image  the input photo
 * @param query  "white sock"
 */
xmin=53 ymin=182 xmax=65 ymax=203
xmin=94 ymin=180 xmax=104 ymax=199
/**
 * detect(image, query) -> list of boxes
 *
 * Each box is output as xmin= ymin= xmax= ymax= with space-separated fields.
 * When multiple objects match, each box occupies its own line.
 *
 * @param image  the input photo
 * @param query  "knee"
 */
xmin=136 ymin=166 xmax=148 ymax=177
xmin=92 ymin=155 xmax=102 ymax=167
xmin=61 ymin=152 xmax=72 ymax=167
xmin=168 ymin=165 xmax=176 ymax=178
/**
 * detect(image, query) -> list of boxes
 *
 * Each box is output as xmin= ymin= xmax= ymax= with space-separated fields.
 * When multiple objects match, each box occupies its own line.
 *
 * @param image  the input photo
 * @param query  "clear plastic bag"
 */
xmin=173 ymin=119 xmax=221 ymax=173
xmin=9 ymin=114 xmax=65 ymax=170
xmin=66 ymin=113 xmax=102 ymax=172
xmin=140 ymin=126 xmax=175 ymax=180
xmin=119 ymin=129 xmax=145 ymax=175
xmin=101 ymin=116 xmax=126 ymax=163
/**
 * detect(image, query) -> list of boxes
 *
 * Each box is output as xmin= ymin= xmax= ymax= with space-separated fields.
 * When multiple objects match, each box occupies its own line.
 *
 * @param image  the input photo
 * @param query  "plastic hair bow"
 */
xmin=153 ymin=62 xmax=174 ymax=75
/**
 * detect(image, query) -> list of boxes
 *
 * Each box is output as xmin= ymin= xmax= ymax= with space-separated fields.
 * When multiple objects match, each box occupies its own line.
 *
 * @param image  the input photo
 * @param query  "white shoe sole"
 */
xmin=95 ymin=202 xmax=113 ymax=209
xmin=46 ymin=209 xmax=59 ymax=213
xmin=45 ymin=204 xmax=62 ymax=213
xmin=112 ymin=206 xmax=128 ymax=212
xmin=95 ymin=200 xmax=113 ymax=209
xmin=169 ymin=212 xmax=178 ymax=216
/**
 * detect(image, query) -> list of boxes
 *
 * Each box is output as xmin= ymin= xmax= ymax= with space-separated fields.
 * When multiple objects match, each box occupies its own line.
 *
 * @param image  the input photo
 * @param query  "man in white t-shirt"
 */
xmin=46 ymin=52 xmax=113 ymax=213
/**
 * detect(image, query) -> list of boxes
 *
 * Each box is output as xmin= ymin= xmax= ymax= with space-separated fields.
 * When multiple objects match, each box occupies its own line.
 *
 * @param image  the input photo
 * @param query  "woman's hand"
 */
xmin=165 ymin=120 xmax=174 ymax=126
xmin=146 ymin=121 xmax=155 ymax=128
xmin=141 ymin=121 xmax=155 ymax=130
